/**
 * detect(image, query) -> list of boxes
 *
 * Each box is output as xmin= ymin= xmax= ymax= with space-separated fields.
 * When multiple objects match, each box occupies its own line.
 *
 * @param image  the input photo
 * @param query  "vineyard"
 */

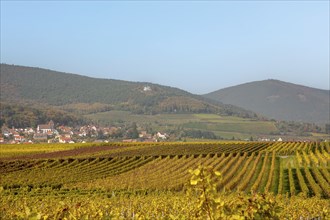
xmin=1 ymin=141 xmax=330 ymax=219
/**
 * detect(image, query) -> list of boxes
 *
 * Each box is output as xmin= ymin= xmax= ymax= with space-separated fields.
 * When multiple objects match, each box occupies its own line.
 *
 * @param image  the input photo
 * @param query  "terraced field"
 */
xmin=1 ymin=141 xmax=330 ymax=219
xmin=1 ymin=141 xmax=329 ymax=197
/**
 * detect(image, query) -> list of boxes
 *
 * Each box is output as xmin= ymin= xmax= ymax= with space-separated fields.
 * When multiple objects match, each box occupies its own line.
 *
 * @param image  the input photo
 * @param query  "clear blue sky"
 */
xmin=1 ymin=1 xmax=329 ymax=94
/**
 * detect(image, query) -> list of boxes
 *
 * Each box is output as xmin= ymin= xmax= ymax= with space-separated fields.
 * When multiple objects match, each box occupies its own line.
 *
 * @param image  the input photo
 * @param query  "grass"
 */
xmin=86 ymin=111 xmax=279 ymax=139
xmin=182 ymin=121 xmax=276 ymax=133
xmin=310 ymin=132 xmax=330 ymax=138
xmin=213 ymin=131 xmax=252 ymax=140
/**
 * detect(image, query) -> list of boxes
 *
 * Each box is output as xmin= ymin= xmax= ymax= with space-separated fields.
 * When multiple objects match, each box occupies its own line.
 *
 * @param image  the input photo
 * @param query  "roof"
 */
xmin=33 ymin=133 xmax=48 ymax=139
xmin=38 ymin=124 xmax=52 ymax=130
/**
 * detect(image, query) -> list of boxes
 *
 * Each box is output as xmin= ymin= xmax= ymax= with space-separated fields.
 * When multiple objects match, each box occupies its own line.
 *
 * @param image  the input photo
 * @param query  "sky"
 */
xmin=1 ymin=1 xmax=329 ymax=94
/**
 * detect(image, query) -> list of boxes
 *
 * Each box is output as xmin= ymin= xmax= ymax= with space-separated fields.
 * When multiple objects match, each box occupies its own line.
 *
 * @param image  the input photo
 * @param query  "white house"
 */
xmin=156 ymin=132 xmax=167 ymax=140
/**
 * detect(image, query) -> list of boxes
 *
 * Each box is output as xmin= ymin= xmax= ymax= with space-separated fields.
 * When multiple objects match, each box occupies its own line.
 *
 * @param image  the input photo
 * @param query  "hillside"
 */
xmin=0 ymin=64 xmax=257 ymax=118
xmin=0 ymin=102 xmax=86 ymax=128
xmin=204 ymin=79 xmax=330 ymax=124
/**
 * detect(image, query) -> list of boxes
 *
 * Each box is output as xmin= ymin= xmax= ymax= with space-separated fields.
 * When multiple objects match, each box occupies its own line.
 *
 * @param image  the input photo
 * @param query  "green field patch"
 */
xmin=87 ymin=111 xmax=279 ymax=139
xmin=182 ymin=121 xmax=277 ymax=134
xmin=212 ymin=131 xmax=252 ymax=140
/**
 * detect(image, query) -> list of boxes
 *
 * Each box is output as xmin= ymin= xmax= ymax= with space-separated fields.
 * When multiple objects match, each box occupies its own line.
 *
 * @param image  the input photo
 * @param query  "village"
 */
xmin=1 ymin=120 xmax=323 ymax=145
xmin=0 ymin=120 xmax=170 ymax=144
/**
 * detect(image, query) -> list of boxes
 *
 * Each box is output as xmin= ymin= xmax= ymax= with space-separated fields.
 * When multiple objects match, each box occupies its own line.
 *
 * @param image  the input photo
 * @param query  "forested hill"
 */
xmin=204 ymin=79 xmax=330 ymax=124
xmin=0 ymin=64 xmax=257 ymax=118
xmin=0 ymin=102 xmax=86 ymax=128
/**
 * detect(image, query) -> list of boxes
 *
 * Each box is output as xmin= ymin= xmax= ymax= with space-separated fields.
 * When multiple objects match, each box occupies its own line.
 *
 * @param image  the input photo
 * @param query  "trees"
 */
xmin=325 ymin=124 xmax=330 ymax=134
xmin=126 ymin=122 xmax=139 ymax=139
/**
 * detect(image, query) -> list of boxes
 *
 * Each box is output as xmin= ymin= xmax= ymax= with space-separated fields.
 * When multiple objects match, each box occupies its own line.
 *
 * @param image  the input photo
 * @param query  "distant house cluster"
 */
xmin=1 ymin=121 xmax=58 ymax=144
xmin=1 ymin=120 xmax=169 ymax=144
xmin=258 ymin=137 xmax=283 ymax=142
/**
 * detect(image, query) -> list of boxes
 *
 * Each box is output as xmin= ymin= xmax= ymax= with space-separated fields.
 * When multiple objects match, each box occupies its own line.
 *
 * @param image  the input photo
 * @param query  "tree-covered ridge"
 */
xmin=204 ymin=79 xmax=330 ymax=124
xmin=0 ymin=64 xmax=258 ymax=118
xmin=0 ymin=102 xmax=86 ymax=128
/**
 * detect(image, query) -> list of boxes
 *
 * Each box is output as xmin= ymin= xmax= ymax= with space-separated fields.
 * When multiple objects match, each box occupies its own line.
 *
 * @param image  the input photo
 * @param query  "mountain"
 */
xmin=0 ymin=64 xmax=257 ymax=118
xmin=204 ymin=79 xmax=330 ymax=124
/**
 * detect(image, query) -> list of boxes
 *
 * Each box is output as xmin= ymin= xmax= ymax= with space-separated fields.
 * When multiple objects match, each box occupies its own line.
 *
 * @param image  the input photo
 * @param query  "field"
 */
xmin=0 ymin=143 xmax=99 ymax=159
xmin=86 ymin=111 xmax=278 ymax=139
xmin=1 ymin=141 xmax=330 ymax=219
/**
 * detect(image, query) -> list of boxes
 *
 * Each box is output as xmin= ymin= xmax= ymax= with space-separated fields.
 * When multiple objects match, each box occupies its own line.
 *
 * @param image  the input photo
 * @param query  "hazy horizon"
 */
xmin=1 ymin=1 xmax=329 ymax=94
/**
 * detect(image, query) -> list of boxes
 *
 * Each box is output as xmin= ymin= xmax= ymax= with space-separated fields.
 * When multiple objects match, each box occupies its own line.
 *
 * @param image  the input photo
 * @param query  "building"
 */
xmin=37 ymin=120 xmax=54 ymax=134
xmin=33 ymin=133 xmax=48 ymax=141
xmin=156 ymin=132 xmax=168 ymax=140
xmin=143 ymin=86 xmax=152 ymax=92
xmin=13 ymin=134 xmax=24 ymax=142
xmin=58 ymin=135 xmax=73 ymax=143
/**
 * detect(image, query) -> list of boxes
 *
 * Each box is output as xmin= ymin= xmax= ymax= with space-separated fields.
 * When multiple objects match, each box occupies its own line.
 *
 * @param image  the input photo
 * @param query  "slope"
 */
xmin=0 ymin=64 xmax=257 ymax=118
xmin=0 ymin=102 xmax=86 ymax=128
xmin=204 ymin=79 xmax=330 ymax=124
